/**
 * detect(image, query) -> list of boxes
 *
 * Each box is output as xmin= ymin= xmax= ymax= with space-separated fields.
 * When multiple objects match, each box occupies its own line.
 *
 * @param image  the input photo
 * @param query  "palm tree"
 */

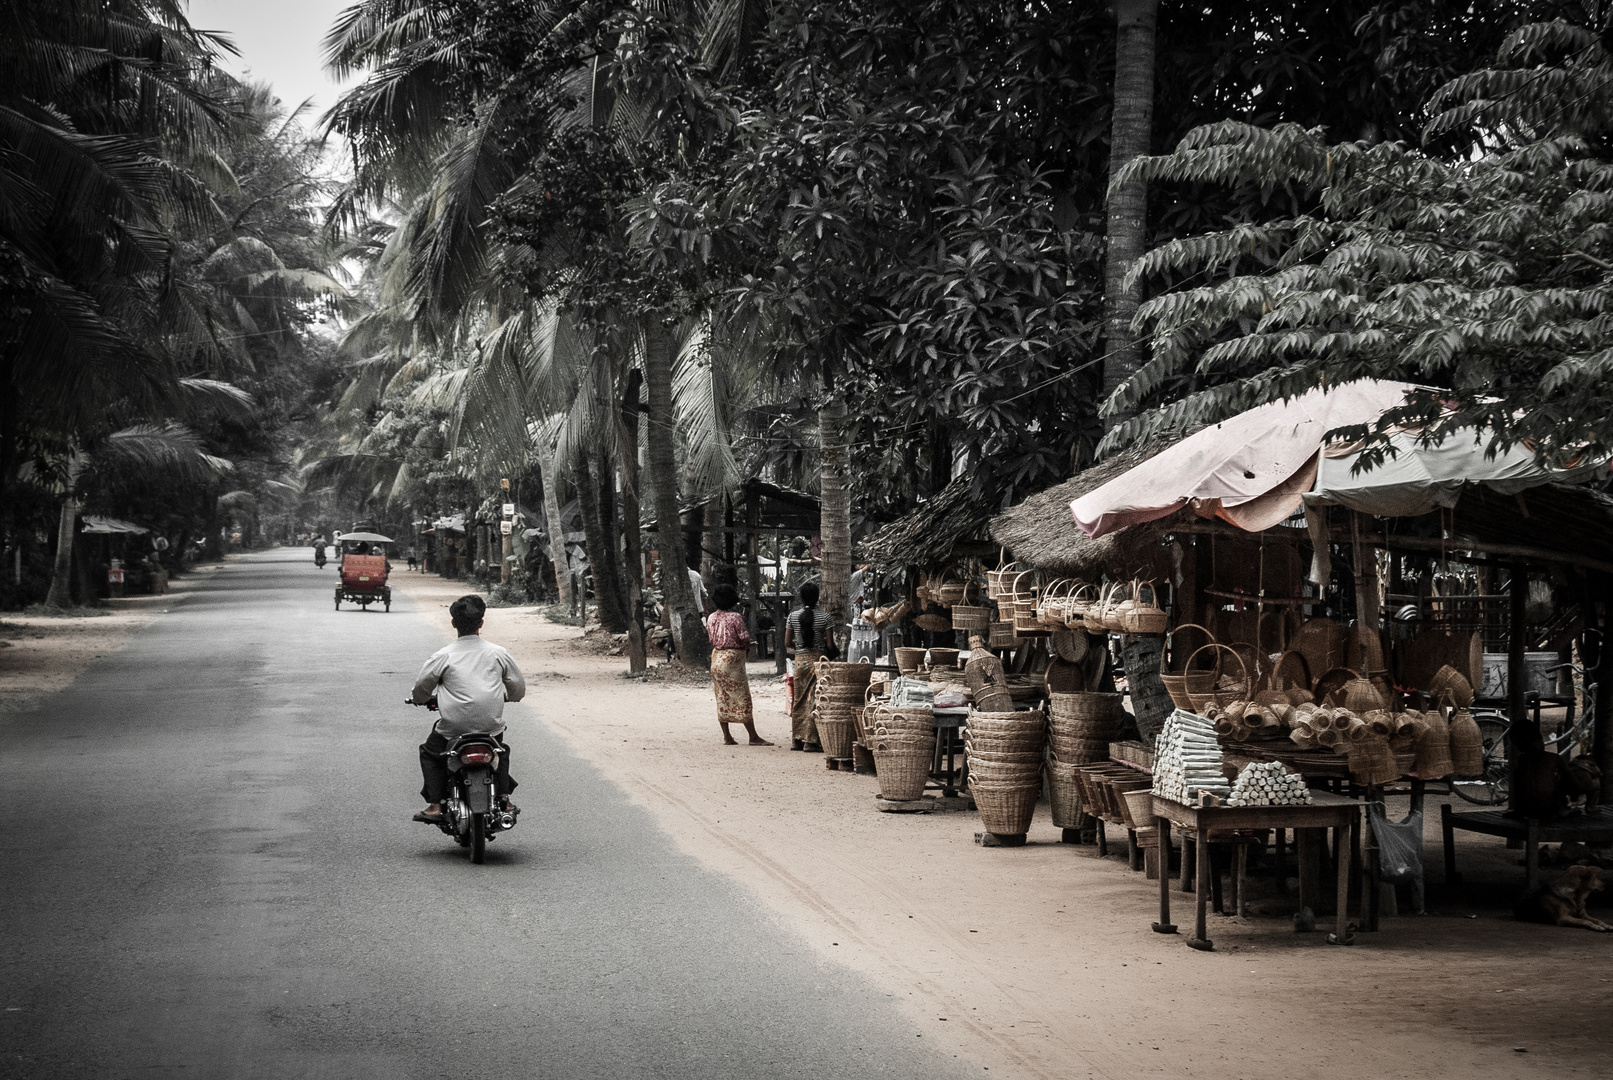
xmin=1100 ymin=0 xmax=1159 ymax=432
xmin=44 ymin=423 xmax=233 ymax=607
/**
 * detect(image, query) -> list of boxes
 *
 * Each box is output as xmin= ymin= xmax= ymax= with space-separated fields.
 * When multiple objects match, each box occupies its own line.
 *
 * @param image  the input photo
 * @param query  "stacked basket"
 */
xmin=966 ymin=709 xmax=1047 ymax=836
xmin=1048 ymin=691 xmax=1126 ymax=765
xmin=867 ymin=703 xmax=936 ymax=801
xmin=815 ymin=662 xmax=875 ymax=760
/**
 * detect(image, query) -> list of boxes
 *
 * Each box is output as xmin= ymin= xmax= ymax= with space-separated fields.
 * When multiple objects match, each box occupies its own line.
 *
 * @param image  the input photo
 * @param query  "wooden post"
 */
xmin=746 ymin=493 xmax=761 ymax=658
xmin=1509 ymin=564 xmax=1528 ymax=812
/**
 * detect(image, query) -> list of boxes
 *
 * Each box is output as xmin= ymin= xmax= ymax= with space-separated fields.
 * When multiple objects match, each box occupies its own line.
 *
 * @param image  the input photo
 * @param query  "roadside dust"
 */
xmin=393 ymin=571 xmax=1612 ymax=1080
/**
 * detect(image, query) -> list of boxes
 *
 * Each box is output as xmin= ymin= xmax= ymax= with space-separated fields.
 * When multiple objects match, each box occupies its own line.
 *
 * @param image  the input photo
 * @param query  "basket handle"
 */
xmin=1185 ymin=642 xmax=1249 ymax=689
xmin=1009 ymin=568 xmax=1037 ymax=594
xmin=1166 ymin=623 xmax=1216 ymax=673
xmin=1134 ymin=579 xmax=1160 ymax=608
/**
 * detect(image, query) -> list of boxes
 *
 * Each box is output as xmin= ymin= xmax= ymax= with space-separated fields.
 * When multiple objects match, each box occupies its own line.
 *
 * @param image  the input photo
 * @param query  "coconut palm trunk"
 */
xmin=619 ymin=369 xmax=647 ymax=672
xmin=644 ymin=318 xmax=709 ymax=665
xmin=575 ymin=447 xmax=628 ymax=632
xmin=539 ymin=447 xmax=573 ymax=609
xmin=819 ymin=399 xmax=852 ymax=648
xmin=44 ymin=451 xmax=85 ymax=609
xmin=1100 ymin=0 xmax=1159 ymax=430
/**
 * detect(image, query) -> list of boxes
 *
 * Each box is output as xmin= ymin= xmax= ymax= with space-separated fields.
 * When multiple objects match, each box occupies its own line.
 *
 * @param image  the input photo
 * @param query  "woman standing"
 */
xmin=785 ymin=581 xmax=836 ymax=752
xmin=706 ymin=584 xmax=773 ymax=746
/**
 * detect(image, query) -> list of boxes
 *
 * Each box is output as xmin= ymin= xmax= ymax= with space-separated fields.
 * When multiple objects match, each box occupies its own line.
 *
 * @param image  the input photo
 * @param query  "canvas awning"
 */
xmin=1071 ymin=380 xmax=1411 ymax=537
xmin=81 ymin=515 xmax=149 ymax=535
xmin=1308 ymin=430 xmax=1607 ymax=516
xmin=1072 ymin=380 xmax=1608 ymax=537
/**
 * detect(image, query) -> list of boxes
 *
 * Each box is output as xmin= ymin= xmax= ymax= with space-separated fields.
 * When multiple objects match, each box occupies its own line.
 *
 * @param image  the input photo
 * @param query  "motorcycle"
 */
xmin=313 ymin=546 xmax=327 ymax=568
xmin=406 ymin=698 xmax=517 ymax=863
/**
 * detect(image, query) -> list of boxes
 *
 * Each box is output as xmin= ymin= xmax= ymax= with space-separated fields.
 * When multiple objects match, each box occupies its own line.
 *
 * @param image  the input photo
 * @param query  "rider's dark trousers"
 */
xmin=419 ymin=730 xmax=517 ymax=803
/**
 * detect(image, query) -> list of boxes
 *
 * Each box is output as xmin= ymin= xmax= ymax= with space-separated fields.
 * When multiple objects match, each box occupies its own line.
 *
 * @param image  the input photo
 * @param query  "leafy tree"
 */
xmin=1102 ymin=11 xmax=1613 ymax=463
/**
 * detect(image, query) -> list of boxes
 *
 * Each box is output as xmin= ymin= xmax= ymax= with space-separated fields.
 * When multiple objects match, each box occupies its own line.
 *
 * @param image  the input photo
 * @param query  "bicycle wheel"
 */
xmin=1452 ymin=716 xmax=1510 ymax=806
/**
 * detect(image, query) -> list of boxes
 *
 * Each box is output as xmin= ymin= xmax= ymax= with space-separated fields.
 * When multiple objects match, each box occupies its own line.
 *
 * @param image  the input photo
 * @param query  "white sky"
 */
xmin=186 ymin=0 xmax=361 ymax=123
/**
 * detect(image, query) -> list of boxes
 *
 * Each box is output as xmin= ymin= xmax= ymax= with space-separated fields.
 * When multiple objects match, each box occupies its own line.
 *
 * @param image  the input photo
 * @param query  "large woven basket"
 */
xmin=1183 ymin=643 xmax=1251 ymax=711
xmin=873 ymin=743 xmax=934 ymax=800
xmin=952 ymin=599 xmax=990 ymax=632
xmin=816 ymin=716 xmax=857 ymax=758
xmin=1448 ymin=706 xmax=1485 ymax=775
xmin=988 ymin=621 xmax=1017 ymax=648
xmin=1413 ymin=709 xmax=1454 ymax=779
xmin=894 ymin=647 xmax=927 ymax=674
xmin=819 ymin=661 xmax=875 ymax=689
xmin=1048 ymin=737 xmax=1111 ymax=764
xmin=971 ymin=781 xmax=1039 ymax=835
xmin=928 ymin=647 xmax=960 ymax=669
xmin=1046 ymin=759 xmax=1088 ymax=829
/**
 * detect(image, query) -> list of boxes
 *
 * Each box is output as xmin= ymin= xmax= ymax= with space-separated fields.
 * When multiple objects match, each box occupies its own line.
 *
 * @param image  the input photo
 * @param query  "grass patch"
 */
xmin=542 ymin=602 xmax=584 ymax=626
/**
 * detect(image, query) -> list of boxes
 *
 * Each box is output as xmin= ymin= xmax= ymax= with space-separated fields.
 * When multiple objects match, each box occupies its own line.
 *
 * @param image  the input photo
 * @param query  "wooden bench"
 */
xmin=1441 ymin=804 xmax=1613 ymax=890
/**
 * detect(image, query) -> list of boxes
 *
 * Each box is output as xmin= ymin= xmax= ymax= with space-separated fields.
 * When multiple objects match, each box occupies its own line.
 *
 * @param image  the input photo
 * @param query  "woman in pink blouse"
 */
xmin=705 ymin=583 xmax=773 ymax=745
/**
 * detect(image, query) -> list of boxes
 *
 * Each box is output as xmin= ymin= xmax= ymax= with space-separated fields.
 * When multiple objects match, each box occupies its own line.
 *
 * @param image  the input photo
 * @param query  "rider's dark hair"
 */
xmin=797 ymin=581 xmax=820 ymax=650
xmin=710 ymin=583 xmax=739 ymax=611
xmin=450 ymin=594 xmax=486 ymax=633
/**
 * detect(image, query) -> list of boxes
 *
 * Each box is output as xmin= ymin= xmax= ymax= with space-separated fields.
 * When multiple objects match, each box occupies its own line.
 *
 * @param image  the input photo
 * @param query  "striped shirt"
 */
xmin=787 ymin=607 xmax=833 ymax=654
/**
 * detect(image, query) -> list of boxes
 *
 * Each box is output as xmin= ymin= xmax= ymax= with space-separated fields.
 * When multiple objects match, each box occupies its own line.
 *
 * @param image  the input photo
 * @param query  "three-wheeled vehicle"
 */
xmin=334 ymin=531 xmax=393 ymax=611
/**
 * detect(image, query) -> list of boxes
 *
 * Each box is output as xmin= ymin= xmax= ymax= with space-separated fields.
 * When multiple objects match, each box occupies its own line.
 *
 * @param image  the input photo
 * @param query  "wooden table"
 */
xmin=1151 ymin=790 xmax=1360 ymax=950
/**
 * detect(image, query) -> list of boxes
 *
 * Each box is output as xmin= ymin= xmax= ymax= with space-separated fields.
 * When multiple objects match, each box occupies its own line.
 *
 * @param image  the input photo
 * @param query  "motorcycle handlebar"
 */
xmin=404 ymin=696 xmax=439 ymax=711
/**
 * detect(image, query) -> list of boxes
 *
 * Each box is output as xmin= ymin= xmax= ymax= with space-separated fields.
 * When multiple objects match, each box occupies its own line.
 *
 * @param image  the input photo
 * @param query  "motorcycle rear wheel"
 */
xmin=470 ymin=813 xmax=486 ymax=863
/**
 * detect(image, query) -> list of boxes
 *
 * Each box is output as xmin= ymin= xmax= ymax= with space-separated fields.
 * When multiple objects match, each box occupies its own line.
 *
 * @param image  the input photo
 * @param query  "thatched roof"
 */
xmin=988 ymin=439 xmax=1183 ymax=577
xmin=859 ymin=476 xmax=998 ymax=568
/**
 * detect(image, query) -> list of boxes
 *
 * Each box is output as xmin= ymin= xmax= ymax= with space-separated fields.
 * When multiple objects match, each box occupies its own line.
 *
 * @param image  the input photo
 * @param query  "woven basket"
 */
xmin=1048 ymin=736 xmax=1112 ymax=764
xmin=1046 ymin=759 xmax=1088 ymax=828
xmin=894 ymin=647 xmax=927 ymax=674
xmin=985 ymin=561 xmax=1026 ymax=599
xmin=1044 ymin=657 xmax=1086 ymax=693
xmin=966 ymin=744 xmax=1046 ymax=764
xmin=1117 ymin=580 xmax=1169 ymax=635
xmin=1291 ymin=617 xmax=1350 ymax=682
xmin=1160 ymin=623 xmax=1216 ymax=708
xmin=873 ymin=744 xmax=933 ymax=800
xmin=1448 ymin=706 xmax=1485 ymax=775
xmin=988 ymin=621 xmax=1017 ymax=648
xmin=1412 ymin=709 xmax=1454 ymax=778
xmin=914 ymin=612 xmax=953 ymax=633
xmin=1048 ymin=690 xmax=1125 ymax=722
xmin=1430 ymin=664 xmax=1475 ymax=708
xmin=1313 ymin=666 xmax=1361 ymax=707
xmin=817 ymin=717 xmax=857 ymax=758
xmin=952 ymin=600 xmax=990 ymax=631
xmin=819 ymin=661 xmax=875 ymax=688
xmin=965 ymin=730 xmax=1047 ymax=752
xmin=1012 ymin=609 xmax=1050 ymax=635
xmin=970 ymin=781 xmax=1039 ymax=835
xmin=1183 ymin=643 xmax=1251 ymax=711
xmin=1341 ymin=676 xmax=1385 ymax=713
xmin=967 ymin=708 xmax=1047 ymax=729
xmin=928 ymin=647 xmax=960 ymax=669
xmin=1347 ymin=734 xmax=1399 ymax=786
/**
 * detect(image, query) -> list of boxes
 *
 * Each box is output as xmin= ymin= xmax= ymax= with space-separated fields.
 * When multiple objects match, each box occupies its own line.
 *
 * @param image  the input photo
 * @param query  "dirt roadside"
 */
xmin=0 ymin=563 xmax=227 ymax=715
xmin=394 ymin=571 xmax=1613 ymax=1080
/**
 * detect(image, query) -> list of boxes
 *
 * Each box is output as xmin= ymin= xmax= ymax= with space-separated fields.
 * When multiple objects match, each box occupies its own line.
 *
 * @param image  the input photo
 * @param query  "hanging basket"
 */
xmin=1448 ymin=705 xmax=1486 ymax=775
xmin=1117 ymin=580 xmax=1169 ymax=635
xmin=986 ymin=560 xmax=1027 ymax=599
xmin=950 ymin=581 xmax=990 ymax=631
xmin=988 ymin=621 xmax=1018 ymax=648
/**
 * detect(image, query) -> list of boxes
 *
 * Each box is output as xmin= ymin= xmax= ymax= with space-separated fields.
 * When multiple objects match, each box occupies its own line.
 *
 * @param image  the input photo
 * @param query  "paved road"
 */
xmin=2 ymin=551 xmax=974 ymax=1080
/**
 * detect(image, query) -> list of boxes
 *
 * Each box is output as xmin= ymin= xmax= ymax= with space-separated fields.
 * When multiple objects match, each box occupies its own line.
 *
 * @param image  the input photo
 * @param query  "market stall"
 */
xmin=975 ymin=380 xmax=1613 ymax=941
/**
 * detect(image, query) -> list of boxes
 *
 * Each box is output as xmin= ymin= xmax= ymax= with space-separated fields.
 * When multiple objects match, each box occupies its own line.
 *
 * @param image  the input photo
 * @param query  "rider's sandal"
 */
xmin=412 ymin=809 xmax=445 ymax=823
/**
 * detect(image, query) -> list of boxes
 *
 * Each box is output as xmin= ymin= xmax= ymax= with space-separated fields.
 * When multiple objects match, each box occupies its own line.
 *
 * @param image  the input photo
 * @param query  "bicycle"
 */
xmin=1450 ymin=663 xmax=1598 ymax=806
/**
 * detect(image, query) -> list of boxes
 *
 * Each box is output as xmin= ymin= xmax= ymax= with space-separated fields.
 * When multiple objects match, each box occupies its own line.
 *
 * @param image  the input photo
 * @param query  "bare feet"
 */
xmin=744 ymin=724 xmax=773 ymax=746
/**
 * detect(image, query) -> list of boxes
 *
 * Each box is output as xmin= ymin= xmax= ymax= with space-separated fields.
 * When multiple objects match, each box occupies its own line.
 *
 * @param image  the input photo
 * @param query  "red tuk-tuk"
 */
xmin=333 ymin=531 xmax=393 ymax=611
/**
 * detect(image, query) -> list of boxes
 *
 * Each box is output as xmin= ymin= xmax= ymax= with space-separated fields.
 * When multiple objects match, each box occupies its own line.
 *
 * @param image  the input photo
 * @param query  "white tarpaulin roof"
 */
xmin=81 ymin=515 xmax=149 ymax=535
xmin=1072 ymin=380 xmax=1411 ymax=537
xmin=1072 ymin=380 xmax=1609 ymax=538
xmin=1309 ymin=430 xmax=1608 ymax=516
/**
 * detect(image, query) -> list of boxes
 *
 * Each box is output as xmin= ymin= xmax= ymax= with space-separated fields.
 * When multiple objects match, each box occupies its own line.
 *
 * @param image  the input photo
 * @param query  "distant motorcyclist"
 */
xmin=410 ymin=595 xmax=525 ymax=823
xmin=313 ymin=537 xmax=327 ymax=567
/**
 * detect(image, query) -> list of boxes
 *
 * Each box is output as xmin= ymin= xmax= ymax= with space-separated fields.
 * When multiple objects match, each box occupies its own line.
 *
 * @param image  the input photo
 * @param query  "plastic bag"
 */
xmin=1367 ymin=802 xmax=1424 ymax=885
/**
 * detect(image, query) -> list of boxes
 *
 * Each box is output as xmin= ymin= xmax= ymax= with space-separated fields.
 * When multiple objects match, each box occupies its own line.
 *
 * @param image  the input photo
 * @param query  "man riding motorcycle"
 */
xmin=410 ymin=594 xmax=526 ymax=823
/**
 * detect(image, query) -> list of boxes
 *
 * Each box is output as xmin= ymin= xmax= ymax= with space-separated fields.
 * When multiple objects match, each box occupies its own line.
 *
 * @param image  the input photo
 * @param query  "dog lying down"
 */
xmin=1514 ymin=865 xmax=1613 ymax=932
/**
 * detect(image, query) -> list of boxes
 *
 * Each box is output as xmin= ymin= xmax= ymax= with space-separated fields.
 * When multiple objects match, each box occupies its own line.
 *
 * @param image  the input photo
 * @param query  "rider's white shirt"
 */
xmin=412 ymin=634 xmax=526 ymax=739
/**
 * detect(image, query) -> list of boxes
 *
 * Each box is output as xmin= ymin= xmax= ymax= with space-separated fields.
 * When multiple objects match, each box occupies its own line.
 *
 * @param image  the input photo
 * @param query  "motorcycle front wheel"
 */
xmin=470 ymin=813 xmax=486 ymax=863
